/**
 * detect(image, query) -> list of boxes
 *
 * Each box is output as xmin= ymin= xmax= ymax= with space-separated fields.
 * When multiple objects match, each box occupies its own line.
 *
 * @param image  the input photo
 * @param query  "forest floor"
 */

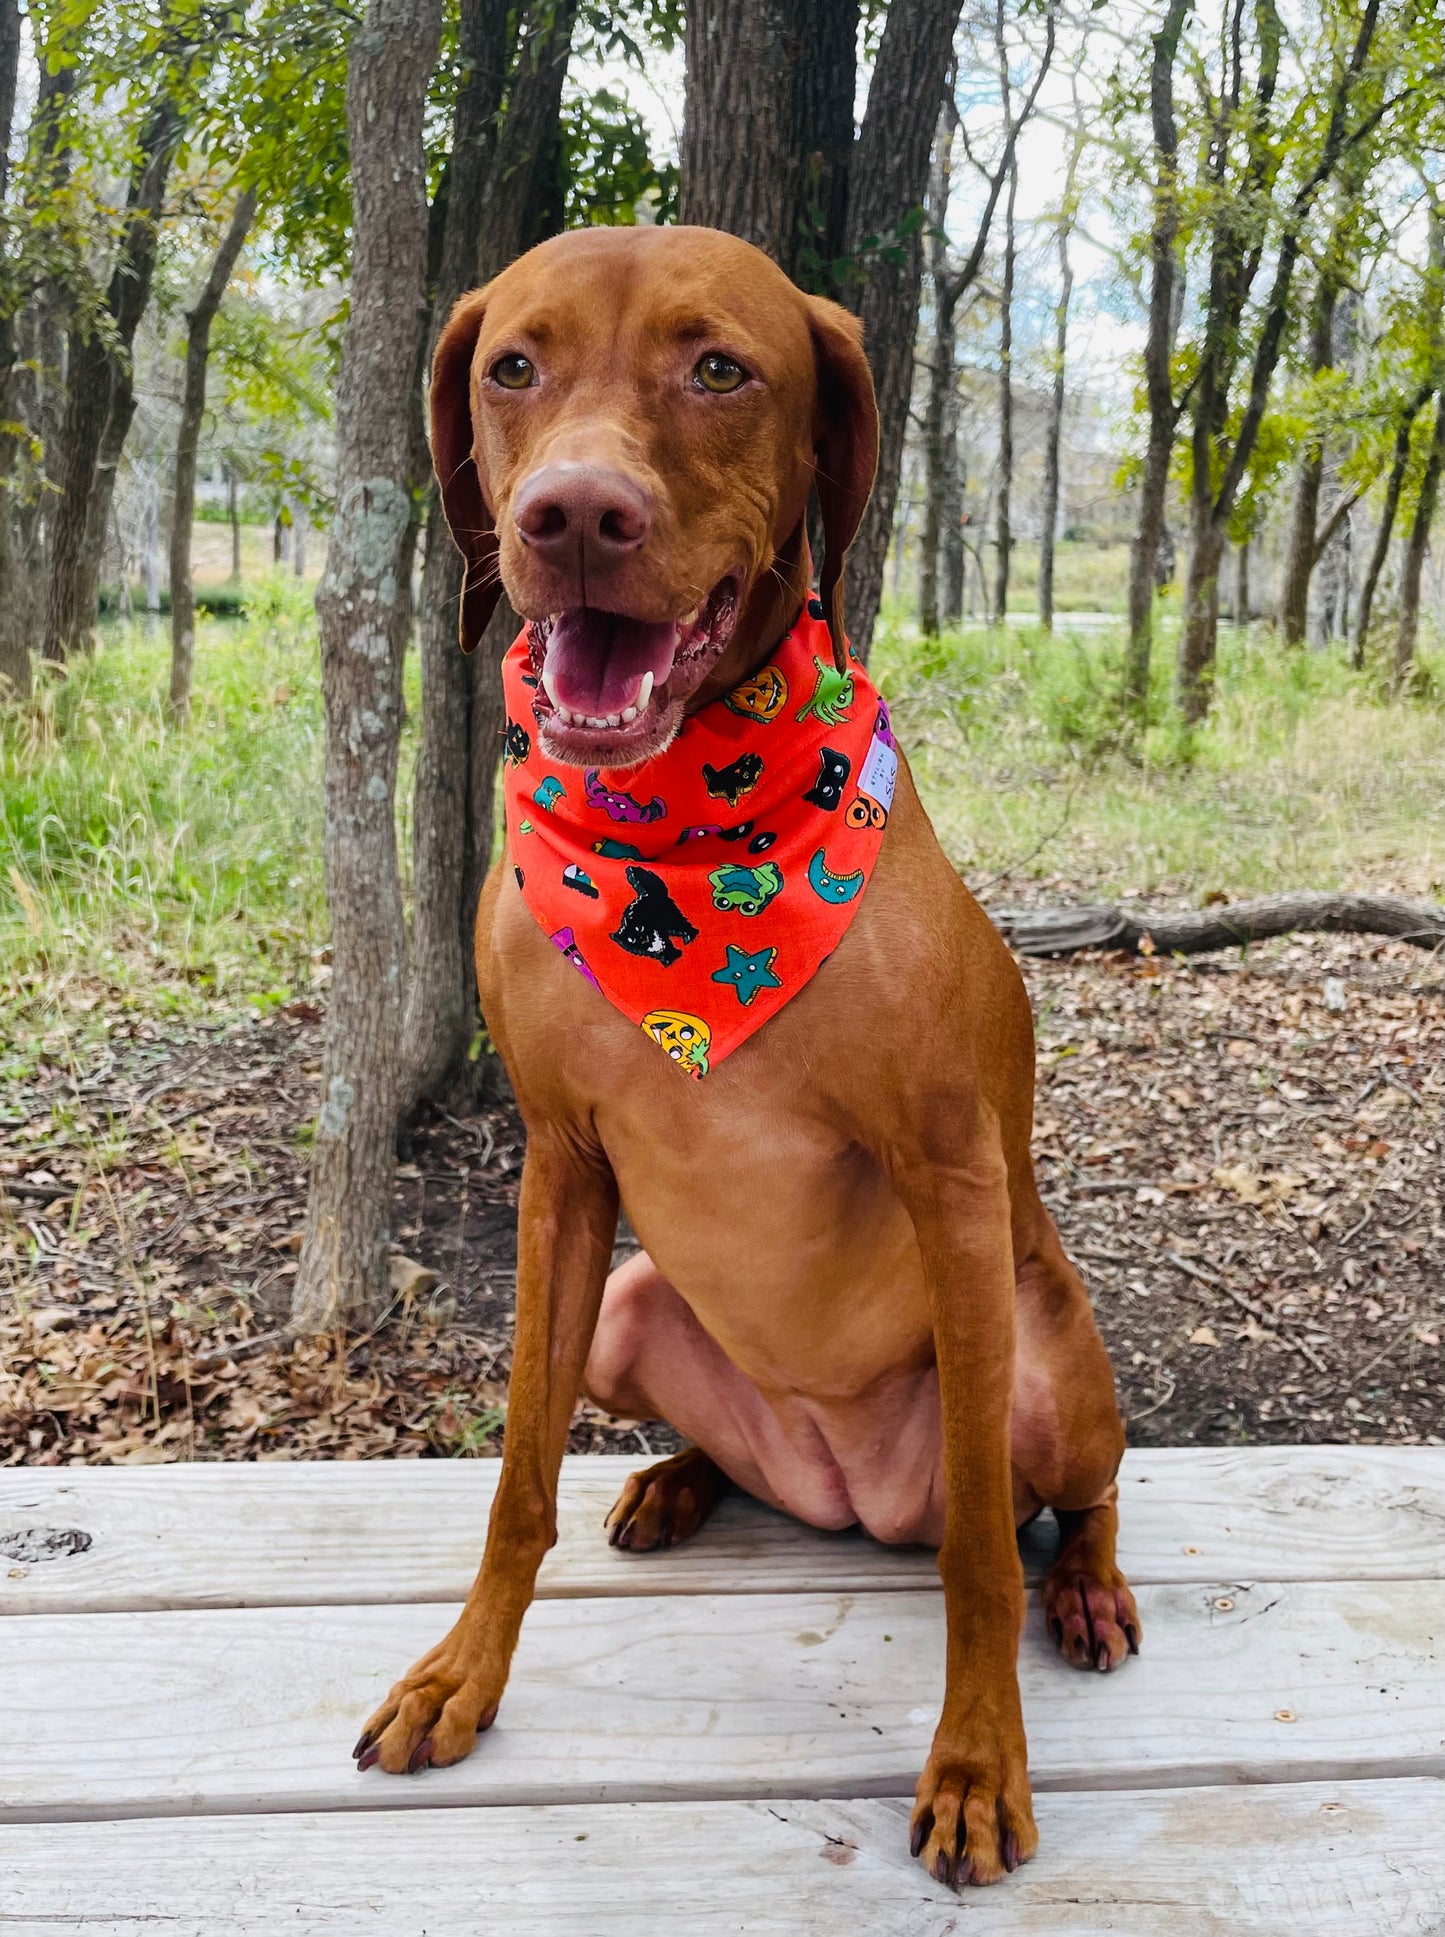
xmin=2 ymin=609 xmax=1441 ymax=1467
xmin=3 ymin=923 xmax=1440 ymax=1467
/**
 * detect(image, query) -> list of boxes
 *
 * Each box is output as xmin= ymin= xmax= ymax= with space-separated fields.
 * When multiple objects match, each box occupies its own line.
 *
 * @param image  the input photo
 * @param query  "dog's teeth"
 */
xmin=556 ymin=704 xmax=575 ymax=726
xmin=678 ymin=607 xmax=699 ymax=628
xmin=588 ymin=714 xmax=608 ymax=729
xmin=620 ymin=704 xmax=637 ymax=724
xmin=541 ymin=666 xmax=561 ymax=709
xmin=636 ymin=670 xmax=654 ymax=712
xmin=605 ymin=713 xmax=621 ymax=728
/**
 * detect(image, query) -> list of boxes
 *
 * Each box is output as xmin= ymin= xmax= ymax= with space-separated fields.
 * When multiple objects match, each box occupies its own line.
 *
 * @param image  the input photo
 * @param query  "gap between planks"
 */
xmin=3 ymin=1444 xmax=1443 ymax=1616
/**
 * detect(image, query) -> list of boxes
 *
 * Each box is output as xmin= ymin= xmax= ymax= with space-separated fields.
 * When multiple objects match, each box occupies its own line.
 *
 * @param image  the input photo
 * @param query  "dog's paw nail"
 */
xmin=407 ymin=1736 xmax=434 ymax=1774
xmin=1002 ymin=1831 xmax=1020 ymax=1874
xmin=955 ymin=1856 xmax=974 ymax=1888
xmin=1049 ymin=1616 xmax=1063 ymax=1645
xmin=1095 ymin=1642 xmax=1112 ymax=1672
xmin=909 ymin=1816 xmax=928 ymax=1859
xmin=351 ymin=1730 xmax=374 ymax=1761
xmin=1125 ymin=1623 xmax=1140 ymax=1653
xmin=356 ymin=1745 xmax=381 ymax=1773
xmin=932 ymin=1849 xmax=952 ymax=1887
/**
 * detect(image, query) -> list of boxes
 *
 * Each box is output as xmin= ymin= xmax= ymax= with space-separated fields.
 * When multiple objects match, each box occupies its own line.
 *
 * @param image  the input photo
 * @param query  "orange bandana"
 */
xmin=501 ymin=603 xmax=897 ymax=1078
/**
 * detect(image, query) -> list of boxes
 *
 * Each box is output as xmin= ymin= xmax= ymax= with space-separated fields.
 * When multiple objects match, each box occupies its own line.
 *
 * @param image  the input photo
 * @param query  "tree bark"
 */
xmin=992 ymin=152 xmax=1017 ymax=628
xmin=293 ymin=0 xmax=443 ymax=1333
xmin=679 ymin=0 xmax=857 ymax=288
xmin=399 ymin=0 xmax=572 ymax=1127
xmin=989 ymin=891 xmax=1445 ymax=958
xmin=168 ymin=188 xmax=256 ymax=721
xmin=1038 ymin=155 xmax=1078 ymax=633
xmin=1278 ymin=274 xmax=1339 ymax=646
xmin=1234 ymin=537 xmax=1249 ymax=626
xmin=842 ymin=0 xmax=968 ymax=659
xmin=1177 ymin=505 xmax=1224 ymax=724
xmin=5 ymin=53 xmax=77 ymax=684
xmin=1393 ymin=396 xmax=1444 ymax=689
xmin=0 ymin=0 xmax=23 ymax=696
xmin=1123 ymin=0 xmax=1191 ymax=724
xmin=940 ymin=384 xmax=965 ymax=626
xmin=918 ymin=100 xmax=956 ymax=639
xmin=227 ymin=469 xmax=242 ymax=582
xmin=44 ymin=96 xmax=182 ymax=664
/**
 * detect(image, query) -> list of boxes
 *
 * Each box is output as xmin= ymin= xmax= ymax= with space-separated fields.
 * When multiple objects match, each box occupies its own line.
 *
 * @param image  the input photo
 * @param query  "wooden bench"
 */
xmin=2 ymin=1446 xmax=1442 ymax=1932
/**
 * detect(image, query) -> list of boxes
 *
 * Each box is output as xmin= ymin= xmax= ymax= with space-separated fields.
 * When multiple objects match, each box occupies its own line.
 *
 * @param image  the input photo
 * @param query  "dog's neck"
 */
xmin=685 ymin=517 xmax=812 ymax=715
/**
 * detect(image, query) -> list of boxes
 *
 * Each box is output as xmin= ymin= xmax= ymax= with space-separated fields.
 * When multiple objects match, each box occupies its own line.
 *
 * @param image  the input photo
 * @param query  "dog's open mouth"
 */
xmin=528 ymin=575 xmax=740 ymax=764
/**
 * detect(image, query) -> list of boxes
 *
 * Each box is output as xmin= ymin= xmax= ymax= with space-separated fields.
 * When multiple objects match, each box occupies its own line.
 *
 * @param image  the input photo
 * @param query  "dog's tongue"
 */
xmin=544 ymin=610 xmax=680 ymax=716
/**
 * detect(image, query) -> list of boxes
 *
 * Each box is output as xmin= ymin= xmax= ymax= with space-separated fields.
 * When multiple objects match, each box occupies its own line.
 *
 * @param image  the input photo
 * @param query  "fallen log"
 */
xmin=986 ymin=891 xmax=1445 ymax=958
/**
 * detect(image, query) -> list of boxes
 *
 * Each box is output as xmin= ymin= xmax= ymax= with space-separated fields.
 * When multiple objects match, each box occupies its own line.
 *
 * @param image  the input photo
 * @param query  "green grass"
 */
xmin=872 ymin=615 xmax=1444 ymax=902
xmin=2 ymin=586 xmax=1439 ymax=1073
xmin=0 ymin=576 xmax=339 ymax=1065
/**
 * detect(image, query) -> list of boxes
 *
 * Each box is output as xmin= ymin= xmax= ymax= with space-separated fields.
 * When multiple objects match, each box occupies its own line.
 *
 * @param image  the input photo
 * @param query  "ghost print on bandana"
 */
xmin=502 ymin=603 xmax=897 ymax=1077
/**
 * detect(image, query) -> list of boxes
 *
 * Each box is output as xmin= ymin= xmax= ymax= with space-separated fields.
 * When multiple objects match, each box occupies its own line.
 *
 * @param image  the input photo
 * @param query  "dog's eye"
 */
xmin=694 ymin=353 xmax=747 ymax=394
xmin=492 ymin=354 xmax=535 ymax=390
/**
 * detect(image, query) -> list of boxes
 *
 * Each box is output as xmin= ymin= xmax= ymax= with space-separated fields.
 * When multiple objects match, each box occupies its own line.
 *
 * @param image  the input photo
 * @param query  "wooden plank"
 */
xmin=3 ymin=1445 xmax=1441 ymax=1616
xmin=1 ymin=1578 xmax=1440 ymax=1823
xmin=1 ymin=1781 xmax=1442 ymax=1934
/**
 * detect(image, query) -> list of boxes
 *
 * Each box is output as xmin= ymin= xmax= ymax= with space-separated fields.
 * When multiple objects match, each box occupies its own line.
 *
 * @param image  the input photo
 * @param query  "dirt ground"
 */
xmin=2 ymin=926 xmax=1440 ymax=1468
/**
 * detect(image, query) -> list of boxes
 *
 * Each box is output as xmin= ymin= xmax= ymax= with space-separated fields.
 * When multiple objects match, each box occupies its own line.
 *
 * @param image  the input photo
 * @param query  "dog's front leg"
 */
xmin=891 ymin=1126 xmax=1036 ymax=1889
xmin=355 ymin=1128 xmax=618 ymax=1775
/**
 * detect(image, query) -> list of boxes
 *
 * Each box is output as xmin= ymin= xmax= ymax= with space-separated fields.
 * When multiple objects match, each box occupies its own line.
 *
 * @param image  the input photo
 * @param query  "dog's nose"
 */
xmin=513 ymin=463 xmax=652 ymax=558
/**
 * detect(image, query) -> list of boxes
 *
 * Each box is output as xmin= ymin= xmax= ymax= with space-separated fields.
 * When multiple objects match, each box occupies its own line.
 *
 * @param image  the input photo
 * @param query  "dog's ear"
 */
xmin=806 ymin=298 xmax=879 ymax=672
xmin=430 ymin=286 xmax=500 ymax=654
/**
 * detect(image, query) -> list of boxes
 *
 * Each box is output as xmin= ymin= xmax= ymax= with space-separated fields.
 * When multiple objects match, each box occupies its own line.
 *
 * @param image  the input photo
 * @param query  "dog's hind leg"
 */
xmin=1009 ymin=1219 xmax=1142 ymax=1674
xmin=583 ymin=1250 xmax=759 ymax=1549
xmin=603 ymin=1445 xmax=732 ymax=1552
xmin=583 ymin=1249 xmax=846 ymax=1543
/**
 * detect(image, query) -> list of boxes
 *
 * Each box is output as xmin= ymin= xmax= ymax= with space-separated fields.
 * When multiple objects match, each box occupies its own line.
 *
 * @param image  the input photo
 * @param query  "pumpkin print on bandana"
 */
xmin=502 ymin=601 xmax=898 ymax=1078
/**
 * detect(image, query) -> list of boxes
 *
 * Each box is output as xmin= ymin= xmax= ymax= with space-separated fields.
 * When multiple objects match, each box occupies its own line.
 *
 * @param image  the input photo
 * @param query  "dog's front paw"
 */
xmin=353 ymin=1627 xmax=501 ymax=1775
xmin=909 ymin=1710 xmax=1037 ymax=1889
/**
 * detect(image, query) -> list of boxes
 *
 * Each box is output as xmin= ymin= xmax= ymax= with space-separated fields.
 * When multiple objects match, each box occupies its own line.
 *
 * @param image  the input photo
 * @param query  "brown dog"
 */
xmin=353 ymin=226 xmax=1139 ymax=1890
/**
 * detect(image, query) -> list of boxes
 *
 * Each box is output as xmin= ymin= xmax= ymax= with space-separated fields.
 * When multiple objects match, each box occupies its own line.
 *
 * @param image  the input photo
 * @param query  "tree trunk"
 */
xmin=680 ymin=0 xmax=857 ymax=288
xmin=1177 ymin=0 xmax=1381 ymax=722
xmin=227 ymin=468 xmax=242 ymax=582
xmin=292 ymin=499 xmax=307 ymax=578
xmin=1354 ymin=395 xmax=1426 ymax=663
xmin=1234 ymin=538 xmax=1249 ymax=626
xmin=940 ymin=386 xmax=965 ymax=626
xmin=1177 ymin=505 xmax=1224 ymax=724
xmin=0 ymin=0 xmax=33 ymax=695
xmin=1038 ymin=172 xmax=1076 ymax=633
xmin=1278 ymin=271 xmax=1341 ymax=646
xmin=399 ymin=0 xmax=570 ymax=1126
xmin=293 ymin=0 xmax=443 ymax=1333
xmin=1123 ymin=0 xmax=1190 ymax=724
xmin=842 ymin=0 xmax=967 ymax=660
xmin=918 ymin=101 xmax=956 ymax=639
xmin=1393 ymin=397 xmax=1444 ymax=689
xmin=992 ymin=154 xmax=1017 ymax=628
xmin=44 ymin=97 xmax=182 ymax=664
xmin=3 ymin=52 xmax=76 ymax=690
xmin=169 ymin=188 xmax=256 ymax=721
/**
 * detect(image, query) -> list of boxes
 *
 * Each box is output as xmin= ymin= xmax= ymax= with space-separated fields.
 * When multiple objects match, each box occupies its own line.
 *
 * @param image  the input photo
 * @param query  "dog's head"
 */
xmin=430 ymin=226 xmax=878 ymax=766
